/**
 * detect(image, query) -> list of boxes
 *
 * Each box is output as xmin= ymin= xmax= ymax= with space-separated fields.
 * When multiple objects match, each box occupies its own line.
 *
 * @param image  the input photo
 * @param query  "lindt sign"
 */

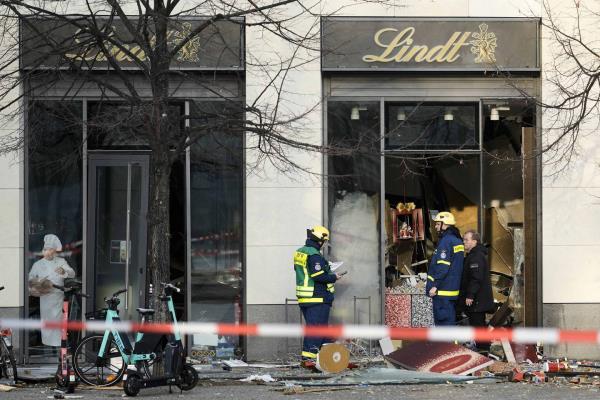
xmin=322 ymin=17 xmax=539 ymax=71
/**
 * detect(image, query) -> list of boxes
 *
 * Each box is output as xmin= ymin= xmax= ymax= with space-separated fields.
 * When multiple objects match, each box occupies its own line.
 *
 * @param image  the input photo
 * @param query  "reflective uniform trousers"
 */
xmin=433 ymin=296 xmax=456 ymax=326
xmin=300 ymin=304 xmax=331 ymax=359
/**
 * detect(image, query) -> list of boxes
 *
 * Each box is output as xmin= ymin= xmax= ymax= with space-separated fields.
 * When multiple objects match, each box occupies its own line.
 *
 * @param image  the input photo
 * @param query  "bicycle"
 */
xmin=0 ymin=286 xmax=18 ymax=385
xmin=72 ymin=288 xmax=140 ymax=386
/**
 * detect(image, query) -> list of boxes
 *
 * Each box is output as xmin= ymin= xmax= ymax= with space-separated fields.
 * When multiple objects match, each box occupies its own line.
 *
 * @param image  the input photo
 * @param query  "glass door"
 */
xmin=87 ymin=154 xmax=149 ymax=320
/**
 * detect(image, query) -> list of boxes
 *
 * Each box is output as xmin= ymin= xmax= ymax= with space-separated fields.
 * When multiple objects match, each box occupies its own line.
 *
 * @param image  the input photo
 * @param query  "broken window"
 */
xmin=327 ymin=100 xmax=381 ymax=327
xmin=482 ymin=99 xmax=536 ymax=326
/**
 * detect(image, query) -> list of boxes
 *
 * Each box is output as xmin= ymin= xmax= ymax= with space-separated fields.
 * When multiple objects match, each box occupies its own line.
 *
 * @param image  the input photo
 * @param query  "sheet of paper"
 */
xmin=329 ymin=261 xmax=344 ymax=271
xmin=193 ymin=333 xmax=218 ymax=347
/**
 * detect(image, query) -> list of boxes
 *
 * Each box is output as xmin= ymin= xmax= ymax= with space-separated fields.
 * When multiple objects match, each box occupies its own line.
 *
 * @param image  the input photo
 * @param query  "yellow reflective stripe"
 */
xmin=303 ymin=266 xmax=309 ymax=287
xmin=294 ymin=251 xmax=308 ymax=267
xmin=453 ymin=245 xmax=465 ymax=253
xmin=302 ymin=351 xmax=317 ymax=359
xmin=310 ymin=271 xmax=325 ymax=278
xmin=438 ymin=290 xmax=460 ymax=297
xmin=296 ymin=285 xmax=314 ymax=297
xmin=427 ymin=275 xmax=434 ymax=282
xmin=437 ymin=260 xmax=451 ymax=265
xmin=298 ymin=298 xmax=324 ymax=303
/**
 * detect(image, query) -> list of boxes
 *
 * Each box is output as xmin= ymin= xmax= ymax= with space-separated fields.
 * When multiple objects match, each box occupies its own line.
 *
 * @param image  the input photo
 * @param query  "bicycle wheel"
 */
xmin=73 ymin=335 xmax=126 ymax=386
xmin=0 ymin=338 xmax=17 ymax=384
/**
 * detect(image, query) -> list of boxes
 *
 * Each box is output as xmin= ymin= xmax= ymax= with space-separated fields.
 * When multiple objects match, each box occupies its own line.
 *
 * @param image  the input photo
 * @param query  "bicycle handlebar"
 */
xmin=104 ymin=288 xmax=127 ymax=308
xmin=52 ymin=284 xmax=90 ymax=298
xmin=112 ymin=288 xmax=127 ymax=297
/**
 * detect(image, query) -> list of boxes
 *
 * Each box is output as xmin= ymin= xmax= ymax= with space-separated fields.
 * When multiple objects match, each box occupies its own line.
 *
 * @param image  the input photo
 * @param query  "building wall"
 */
xmin=0 ymin=30 xmax=24 ymax=312
xmin=539 ymin=1 xmax=600 ymax=358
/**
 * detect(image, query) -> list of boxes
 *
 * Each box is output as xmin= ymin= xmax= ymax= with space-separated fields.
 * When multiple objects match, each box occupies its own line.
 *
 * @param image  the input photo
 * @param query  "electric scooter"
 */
xmin=123 ymin=283 xmax=198 ymax=396
xmin=53 ymin=279 xmax=87 ymax=394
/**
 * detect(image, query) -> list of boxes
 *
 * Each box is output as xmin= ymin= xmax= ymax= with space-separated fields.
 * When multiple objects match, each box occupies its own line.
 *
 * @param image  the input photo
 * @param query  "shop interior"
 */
xmin=326 ymin=97 xmax=536 ymax=330
xmin=382 ymin=99 xmax=536 ymax=328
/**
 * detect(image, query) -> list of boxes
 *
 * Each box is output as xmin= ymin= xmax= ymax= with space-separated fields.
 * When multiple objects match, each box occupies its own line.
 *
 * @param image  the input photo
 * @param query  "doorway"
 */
xmin=86 ymin=154 xmax=149 ymax=320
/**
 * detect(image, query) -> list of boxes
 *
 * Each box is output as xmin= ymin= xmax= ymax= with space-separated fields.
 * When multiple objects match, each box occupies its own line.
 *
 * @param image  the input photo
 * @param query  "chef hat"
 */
xmin=43 ymin=234 xmax=62 ymax=252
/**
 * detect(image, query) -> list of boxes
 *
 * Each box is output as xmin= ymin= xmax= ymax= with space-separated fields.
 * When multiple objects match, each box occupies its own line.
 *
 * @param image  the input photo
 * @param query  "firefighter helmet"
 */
xmin=308 ymin=225 xmax=330 ymax=242
xmin=433 ymin=211 xmax=456 ymax=226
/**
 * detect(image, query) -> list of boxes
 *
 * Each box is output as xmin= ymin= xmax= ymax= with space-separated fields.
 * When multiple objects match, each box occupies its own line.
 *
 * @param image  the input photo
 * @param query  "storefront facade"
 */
xmin=12 ymin=17 xmax=247 ymax=363
xmin=245 ymin=15 xmax=544 ymax=360
xmin=324 ymin=16 xmax=541 ymax=327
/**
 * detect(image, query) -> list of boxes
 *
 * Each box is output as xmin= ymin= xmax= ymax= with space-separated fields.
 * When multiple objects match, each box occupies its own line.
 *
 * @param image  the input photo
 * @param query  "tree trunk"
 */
xmin=147 ymin=151 xmax=171 ymax=320
xmin=147 ymin=6 xmax=173 ymax=321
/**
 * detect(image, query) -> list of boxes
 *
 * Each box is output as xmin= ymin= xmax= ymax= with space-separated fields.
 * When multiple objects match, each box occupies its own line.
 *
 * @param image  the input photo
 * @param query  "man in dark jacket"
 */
xmin=459 ymin=230 xmax=495 ymax=352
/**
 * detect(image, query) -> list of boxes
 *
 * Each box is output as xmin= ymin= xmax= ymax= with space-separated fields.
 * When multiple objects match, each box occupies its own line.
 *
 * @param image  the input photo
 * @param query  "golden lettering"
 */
xmin=363 ymin=27 xmax=474 ymax=64
xmin=111 ymin=46 xmax=130 ymax=62
xmin=363 ymin=27 xmax=415 ymax=62
xmin=63 ymin=26 xmax=199 ymax=64
xmin=400 ymin=45 xmax=428 ymax=62
xmin=424 ymin=32 xmax=461 ymax=62
xmin=443 ymin=32 xmax=471 ymax=62
xmin=130 ymin=45 xmax=146 ymax=61
xmin=393 ymin=46 xmax=410 ymax=62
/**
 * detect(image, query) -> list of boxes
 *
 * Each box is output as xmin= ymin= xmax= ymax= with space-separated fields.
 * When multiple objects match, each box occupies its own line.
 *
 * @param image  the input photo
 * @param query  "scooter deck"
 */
xmin=134 ymin=374 xmax=179 ymax=389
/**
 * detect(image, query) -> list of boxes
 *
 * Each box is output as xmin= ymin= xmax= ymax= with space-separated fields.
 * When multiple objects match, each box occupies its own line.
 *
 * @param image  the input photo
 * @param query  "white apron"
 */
xmin=28 ymin=257 xmax=75 ymax=346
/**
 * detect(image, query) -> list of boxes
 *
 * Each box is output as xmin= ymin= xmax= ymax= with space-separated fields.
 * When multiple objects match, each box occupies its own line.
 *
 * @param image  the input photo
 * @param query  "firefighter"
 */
xmin=293 ymin=225 xmax=343 ymax=367
xmin=426 ymin=212 xmax=464 ymax=326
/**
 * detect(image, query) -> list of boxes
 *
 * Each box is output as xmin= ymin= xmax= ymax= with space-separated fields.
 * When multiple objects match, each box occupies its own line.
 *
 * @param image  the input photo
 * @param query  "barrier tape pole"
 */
xmin=1 ymin=318 xmax=600 ymax=345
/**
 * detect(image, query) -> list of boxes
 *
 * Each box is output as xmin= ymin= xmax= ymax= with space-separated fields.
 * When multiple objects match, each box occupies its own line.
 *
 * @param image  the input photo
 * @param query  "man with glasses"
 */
xmin=459 ymin=230 xmax=494 ymax=353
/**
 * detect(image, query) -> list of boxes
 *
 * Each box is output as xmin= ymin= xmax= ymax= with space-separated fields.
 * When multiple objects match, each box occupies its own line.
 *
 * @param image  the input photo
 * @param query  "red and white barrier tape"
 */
xmin=0 ymin=318 xmax=598 ymax=344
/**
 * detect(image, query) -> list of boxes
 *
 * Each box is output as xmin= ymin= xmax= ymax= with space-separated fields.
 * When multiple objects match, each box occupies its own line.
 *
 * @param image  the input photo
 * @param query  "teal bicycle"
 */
xmin=72 ymin=283 xmax=197 ymax=393
xmin=72 ymin=288 xmax=147 ymax=386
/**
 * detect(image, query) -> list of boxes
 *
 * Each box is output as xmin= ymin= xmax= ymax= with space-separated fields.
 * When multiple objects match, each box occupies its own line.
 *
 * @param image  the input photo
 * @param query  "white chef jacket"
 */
xmin=29 ymin=257 xmax=75 ymax=346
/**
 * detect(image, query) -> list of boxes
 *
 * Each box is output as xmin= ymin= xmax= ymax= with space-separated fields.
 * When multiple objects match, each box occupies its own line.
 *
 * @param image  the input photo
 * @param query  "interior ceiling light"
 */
xmin=397 ymin=109 xmax=406 ymax=121
xmin=444 ymin=109 xmax=454 ymax=121
xmin=350 ymin=106 xmax=368 ymax=120
xmin=490 ymin=108 xmax=500 ymax=120
xmin=490 ymin=104 xmax=511 ymax=121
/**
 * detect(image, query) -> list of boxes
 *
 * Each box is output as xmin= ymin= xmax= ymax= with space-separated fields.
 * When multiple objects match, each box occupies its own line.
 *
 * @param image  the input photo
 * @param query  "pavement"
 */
xmin=3 ymin=380 xmax=600 ymax=400
xmin=3 ymin=363 xmax=600 ymax=400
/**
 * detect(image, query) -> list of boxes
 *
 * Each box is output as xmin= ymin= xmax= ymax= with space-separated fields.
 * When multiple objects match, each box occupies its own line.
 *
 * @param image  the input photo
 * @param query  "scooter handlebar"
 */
xmin=160 ymin=282 xmax=181 ymax=293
